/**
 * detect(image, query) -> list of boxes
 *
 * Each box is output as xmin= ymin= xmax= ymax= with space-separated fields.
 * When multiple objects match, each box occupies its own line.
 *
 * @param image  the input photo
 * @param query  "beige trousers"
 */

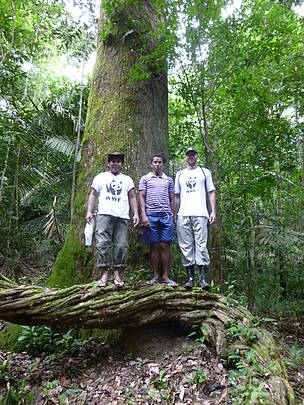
xmin=176 ymin=216 xmax=210 ymax=267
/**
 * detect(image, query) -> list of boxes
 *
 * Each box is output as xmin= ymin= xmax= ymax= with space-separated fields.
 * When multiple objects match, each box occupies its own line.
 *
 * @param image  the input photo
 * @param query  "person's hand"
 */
xmin=133 ymin=214 xmax=139 ymax=227
xmin=209 ymin=212 xmax=216 ymax=224
xmin=173 ymin=213 xmax=177 ymax=225
xmin=86 ymin=212 xmax=93 ymax=223
xmin=141 ymin=214 xmax=150 ymax=227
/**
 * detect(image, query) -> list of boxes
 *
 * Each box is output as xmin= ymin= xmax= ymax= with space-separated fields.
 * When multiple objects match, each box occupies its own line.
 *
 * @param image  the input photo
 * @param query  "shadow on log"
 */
xmin=0 ymin=273 xmax=295 ymax=404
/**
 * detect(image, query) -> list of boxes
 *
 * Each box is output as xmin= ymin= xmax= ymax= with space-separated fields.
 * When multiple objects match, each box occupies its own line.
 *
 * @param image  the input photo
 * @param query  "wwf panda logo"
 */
xmin=106 ymin=179 xmax=122 ymax=195
xmin=186 ymin=176 xmax=196 ymax=190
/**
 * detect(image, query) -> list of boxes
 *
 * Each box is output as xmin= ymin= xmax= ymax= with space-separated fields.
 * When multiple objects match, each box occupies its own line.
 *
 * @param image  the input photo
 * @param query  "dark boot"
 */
xmin=184 ymin=265 xmax=195 ymax=289
xmin=199 ymin=266 xmax=210 ymax=290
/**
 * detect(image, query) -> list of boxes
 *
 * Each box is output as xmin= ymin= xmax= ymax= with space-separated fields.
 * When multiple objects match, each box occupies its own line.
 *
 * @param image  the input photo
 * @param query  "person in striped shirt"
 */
xmin=139 ymin=154 xmax=177 ymax=286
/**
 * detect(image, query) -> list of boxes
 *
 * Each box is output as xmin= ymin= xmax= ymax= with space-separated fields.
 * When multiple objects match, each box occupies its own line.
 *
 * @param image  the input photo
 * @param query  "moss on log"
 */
xmin=0 ymin=273 xmax=295 ymax=403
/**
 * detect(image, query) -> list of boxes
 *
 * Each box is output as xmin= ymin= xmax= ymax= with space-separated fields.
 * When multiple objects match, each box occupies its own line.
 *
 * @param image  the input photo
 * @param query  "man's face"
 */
xmin=185 ymin=151 xmax=198 ymax=166
xmin=108 ymin=158 xmax=123 ymax=175
xmin=151 ymin=156 xmax=164 ymax=175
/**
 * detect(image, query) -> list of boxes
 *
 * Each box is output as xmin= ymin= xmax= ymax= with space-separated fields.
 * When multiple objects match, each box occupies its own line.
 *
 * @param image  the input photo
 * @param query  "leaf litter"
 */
xmin=0 ymin=321 xmax=303 ymax=403
xmin=0 ymin=324 xmax=232 ymax=404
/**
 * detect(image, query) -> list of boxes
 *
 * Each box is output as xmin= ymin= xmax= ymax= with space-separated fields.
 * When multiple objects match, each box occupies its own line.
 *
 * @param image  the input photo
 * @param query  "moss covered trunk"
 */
xmin=48 ymin=1 xmax=168 ymax=288
xmin=0 ymin=274 xmax=295 ymax=403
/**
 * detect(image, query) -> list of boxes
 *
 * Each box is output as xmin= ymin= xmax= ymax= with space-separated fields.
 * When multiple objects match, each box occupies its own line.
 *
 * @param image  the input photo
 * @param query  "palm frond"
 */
xmin=45 ymin=136 xmax=81 ymax=161
xmin=43 ymin=196 xmax=63 ymax=242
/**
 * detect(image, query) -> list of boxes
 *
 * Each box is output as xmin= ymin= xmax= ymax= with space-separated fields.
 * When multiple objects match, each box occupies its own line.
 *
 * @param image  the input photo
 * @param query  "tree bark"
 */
xmin=0 ymin=274 xmax=295 ymax=404
xmin=48 ymin=1 xmax=168 ymax=288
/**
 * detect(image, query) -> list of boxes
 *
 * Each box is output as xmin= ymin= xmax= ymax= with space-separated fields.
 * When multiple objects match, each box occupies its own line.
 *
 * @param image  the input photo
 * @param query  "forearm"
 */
xmin=169 ymin=192 xmax=175 ymax=215
xmin=87 ymin=195 xmax=95 ymax=214
xmin=129 ymin=194 xmax=139 ymax=216
xmin=174 ymin=195 xmax=180 ymax=215
xmin=209 ymin=191 xmax=216 ymax=214
xmin=86 ymin=190 xmax=97 ymax=222
xmin=128 ymin=189 xmax=139 ymax=226
xmin=139 ymin=193 xmax=147 ymax=216
xmin=170 ymin=201 xmax=175 ymax=215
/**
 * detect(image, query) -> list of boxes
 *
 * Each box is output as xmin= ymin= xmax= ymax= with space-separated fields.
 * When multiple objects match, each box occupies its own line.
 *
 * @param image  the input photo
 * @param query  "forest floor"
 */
xmin=0 ymin=320 xmax=303 ymax=404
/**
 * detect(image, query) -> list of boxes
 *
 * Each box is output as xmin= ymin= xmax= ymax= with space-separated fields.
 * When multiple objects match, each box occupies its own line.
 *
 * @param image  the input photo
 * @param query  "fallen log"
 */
xmin=0 ymin=273 xmax=295 ymax=404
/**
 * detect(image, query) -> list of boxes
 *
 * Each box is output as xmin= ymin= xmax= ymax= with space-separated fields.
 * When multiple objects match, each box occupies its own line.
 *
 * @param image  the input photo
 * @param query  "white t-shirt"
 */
xmin=175 ymin=167 xmax=215 ymax=217
xmin=91 ymin=171 xmax=134 ymax=219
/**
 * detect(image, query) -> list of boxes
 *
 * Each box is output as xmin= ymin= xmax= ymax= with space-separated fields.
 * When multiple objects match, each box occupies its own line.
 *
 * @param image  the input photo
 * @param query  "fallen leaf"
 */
xmin=147 ymin=363 xmax=160 ymax=374
xmin=179 ymin=385 xmax=185 ymax=400
xmin=174 ymin=364 xmax=183 ymax=373
xmin=59 ymin=376 xmax=69 ymax=387
xmin=115 ymin=376 xmax=121 ymax=387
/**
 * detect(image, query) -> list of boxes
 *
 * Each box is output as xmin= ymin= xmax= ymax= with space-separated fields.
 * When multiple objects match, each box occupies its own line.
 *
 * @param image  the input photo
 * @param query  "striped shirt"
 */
xmin=139 ymin=172 xmax=174 ymax=214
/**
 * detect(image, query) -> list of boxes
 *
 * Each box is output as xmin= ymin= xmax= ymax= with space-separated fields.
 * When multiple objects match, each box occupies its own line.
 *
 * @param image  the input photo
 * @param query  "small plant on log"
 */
xmin=223 ymin=323 xmax=273 ymax=403
xmin=284 ymin=342 xmax=304 ymax=369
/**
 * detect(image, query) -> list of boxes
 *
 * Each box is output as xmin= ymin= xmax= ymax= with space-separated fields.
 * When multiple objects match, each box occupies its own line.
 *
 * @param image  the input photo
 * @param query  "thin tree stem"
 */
xmin=71 ymin=60 xmax=85 ymax=221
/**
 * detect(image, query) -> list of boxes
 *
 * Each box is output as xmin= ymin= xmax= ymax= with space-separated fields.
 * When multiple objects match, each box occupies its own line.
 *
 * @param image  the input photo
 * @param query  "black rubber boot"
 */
xmin=184 ymin=265 xmax=195 ymax=289
xmin=199 ymin=265 xmax=210 ymax=290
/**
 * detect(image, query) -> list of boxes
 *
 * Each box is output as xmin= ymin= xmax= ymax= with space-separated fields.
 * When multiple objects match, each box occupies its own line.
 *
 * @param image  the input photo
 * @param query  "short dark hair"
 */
xmin=107 ymin=152 xmax=124 ymax=163
xmin=151 ymin=153 xmax=166 ymax=164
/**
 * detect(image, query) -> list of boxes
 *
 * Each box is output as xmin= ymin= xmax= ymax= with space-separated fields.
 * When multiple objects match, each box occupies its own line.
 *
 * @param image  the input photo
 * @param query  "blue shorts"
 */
xmin=142 ymin=212 xmax=175 ymax=245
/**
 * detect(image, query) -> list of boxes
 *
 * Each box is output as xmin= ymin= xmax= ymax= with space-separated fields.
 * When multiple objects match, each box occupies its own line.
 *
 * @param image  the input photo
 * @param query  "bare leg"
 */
xmin=160 ymin=242 xmax=170 ymax=280
xmin=150 ymin=243 xmax=160 ymax=279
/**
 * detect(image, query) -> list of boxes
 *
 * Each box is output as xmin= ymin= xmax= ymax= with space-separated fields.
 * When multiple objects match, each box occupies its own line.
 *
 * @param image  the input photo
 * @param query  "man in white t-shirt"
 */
xmin=175 ymin=147 xmax=216 ymax=290
xmin=86 ymin=152 xmax=139 ymax=287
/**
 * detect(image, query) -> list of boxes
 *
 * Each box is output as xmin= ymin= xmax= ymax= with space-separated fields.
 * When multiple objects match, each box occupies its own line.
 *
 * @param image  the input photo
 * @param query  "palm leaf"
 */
xmin=45 ymin=136 xmax=81 ymax=161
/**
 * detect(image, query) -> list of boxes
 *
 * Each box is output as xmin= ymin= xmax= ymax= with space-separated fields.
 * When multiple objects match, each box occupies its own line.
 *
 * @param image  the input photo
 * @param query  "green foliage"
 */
xmin=220 ymin=320 xmax=284 ymax=403
xmin=0 ymin=380 xmax=38 ymax=405
xmin=226 ymin=322 xmax=258 ymax=345
xmin=151 ymin=370 xmax=169 ymax=390
xmin=0 ymin=0 xmax=93 ymax=281
xmin=223 ymin=345 xmax=273 ymax=403
xmin=149 ymin=370 xmax=175 ymax=403
xmin=0 ymin=354 xmax=38 ymax=404
xmin=229 ymin=378 xmax=271 ymax=404
xmin=187 ymin=365 xmax=207 ymax=385
xmin=59 ymin=387 xmax=82 ymax=403
xmin=169 ymin=0 xmax=304 ymax=316
xmin=0 ymin=359 xmax=10 ymax=383
xmin=14 ymin=325 xmax=120 ymax=357
xmin=188 ymin=324 xmax=207 ymax=345
xmin=100 ymin=0 xmax=141 ymax=42
xmin=284 ymin=342 xmax=304 ymax=369
xmin=18 ymin=326 xmax=53 ymax=353
xmin=100 ymin=0 xmax=178 ymax=81
xmin=0 ymin=0 xmax=303 ymax=329
xmin=17 ymin=326 xmax=83 ymax=354
xmin=40 ymin=380 xmax=81 ymax=404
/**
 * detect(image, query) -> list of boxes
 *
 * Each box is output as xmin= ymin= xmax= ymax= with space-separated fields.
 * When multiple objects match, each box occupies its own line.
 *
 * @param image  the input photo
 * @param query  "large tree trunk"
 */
xmin=0 ymin=274 xmax=295 ymax=404
xmin=48 ymin=1 xmax=168 ymax=288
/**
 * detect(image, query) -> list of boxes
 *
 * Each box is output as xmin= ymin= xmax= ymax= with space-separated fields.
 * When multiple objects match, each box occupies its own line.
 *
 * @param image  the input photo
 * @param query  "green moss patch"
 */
xmin=0 ymin=324 xmax=22 ymax=351
xmin=47 ymin=233 xmax=91 ymax=288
